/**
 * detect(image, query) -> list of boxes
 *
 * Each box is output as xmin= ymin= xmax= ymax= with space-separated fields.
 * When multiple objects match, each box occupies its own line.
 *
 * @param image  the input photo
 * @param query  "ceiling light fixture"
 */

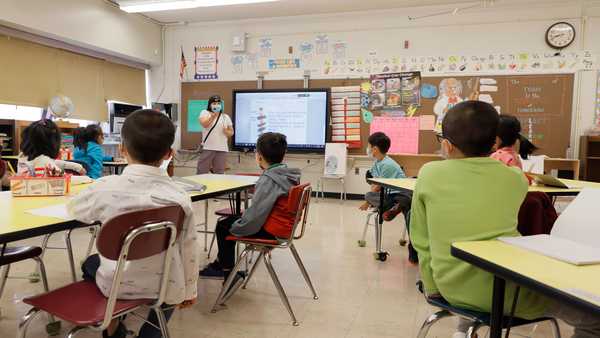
xmin=119 ymin=0 xmax=279 ymax=13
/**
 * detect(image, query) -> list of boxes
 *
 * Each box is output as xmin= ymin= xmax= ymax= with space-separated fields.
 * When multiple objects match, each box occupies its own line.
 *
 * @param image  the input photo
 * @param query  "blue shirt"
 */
xmin=371 ymin=155 xmax=406 ymax=179
xmin=73 ymin=141 xmax=112 ymax=179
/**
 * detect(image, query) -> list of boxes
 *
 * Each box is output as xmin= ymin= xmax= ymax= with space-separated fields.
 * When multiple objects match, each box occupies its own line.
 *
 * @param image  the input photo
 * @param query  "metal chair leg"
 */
xmin=155 ymin=306 xmax=171 ymax=338
xmin=263 ymin=251 xmax=299 ymax=326
xmin=211 ymin=248 xmax=251 ymax=311
xmin=65 ymin=229 xmax=77 ymax=282
xmin=416 ymin=310 xmax=453 ymax=338
xmin=204 ymin=199 xmax=209 ymax=251
xmin=466 ymin=322 xmax=483 ymax=338
xmin=242 ymin=251 xmax=264 ymax=289
xmin=549 ymin=318 xmax=562 ymax=338
xmin=0 ymin=264 xmax=10 ymax=300
xmin=17 ymin=307 xmax=42 ymax=338
xmin=207 ymin=232 xmax=217 ymax=259
xmin=84 ymin=226 xmax=98 ymax=259
xmin=358 ymin=212 xmax=373 ymax=247
xmin=289 ymin=244 xmax=318 ymax=300
xmin=66 ymin=326 xmax=86 ymax=338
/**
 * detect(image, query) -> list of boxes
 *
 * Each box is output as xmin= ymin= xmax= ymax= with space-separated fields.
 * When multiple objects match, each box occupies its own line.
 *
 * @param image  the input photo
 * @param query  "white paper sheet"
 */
xmin=499 ymin=235 xmax=600 ymax=266
xmin=522 ymin=155 xmax=546 ymax=174
xmin=551 ymin=188 xmax=600 ymax=248
xmin=480 ymin=85 xmax=498 ymax=92
xmin=26 ymin=204 xmax=71 ymax=220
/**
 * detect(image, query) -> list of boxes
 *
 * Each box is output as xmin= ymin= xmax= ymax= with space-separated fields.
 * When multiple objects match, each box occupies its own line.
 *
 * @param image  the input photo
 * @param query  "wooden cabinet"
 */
xmin=579 ymin=136 xmax=600 ymax=182
xmin=0 ymin=119 xmax=16 ymax=155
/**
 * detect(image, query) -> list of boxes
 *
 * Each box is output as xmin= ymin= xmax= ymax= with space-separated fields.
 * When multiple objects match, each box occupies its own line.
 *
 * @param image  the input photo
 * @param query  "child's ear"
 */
xmin=163 ymin=148 xmax=174 ymax=160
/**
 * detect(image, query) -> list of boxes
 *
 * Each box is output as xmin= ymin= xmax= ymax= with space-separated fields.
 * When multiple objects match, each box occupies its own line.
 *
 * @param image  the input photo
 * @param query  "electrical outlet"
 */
xmin=355 ymin=167 xmax=360 ymax=175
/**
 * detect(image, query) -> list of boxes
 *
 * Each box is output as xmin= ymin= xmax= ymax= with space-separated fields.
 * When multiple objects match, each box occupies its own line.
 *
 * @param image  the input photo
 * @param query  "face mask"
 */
xmin=211 ymin=104 xmax=222 ymax=113
xmin=366 ymin=147 xmax=374 ymax=159
xmin=160 ymin=156 xmax=172 ymax=171
xmin=440 ymin=141 xmax=450 ymax=159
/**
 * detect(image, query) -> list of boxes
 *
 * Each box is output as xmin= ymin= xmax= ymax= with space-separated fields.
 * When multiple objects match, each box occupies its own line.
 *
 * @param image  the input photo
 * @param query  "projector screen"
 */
xmin=232 ymin=89 xmax=330 ymax=153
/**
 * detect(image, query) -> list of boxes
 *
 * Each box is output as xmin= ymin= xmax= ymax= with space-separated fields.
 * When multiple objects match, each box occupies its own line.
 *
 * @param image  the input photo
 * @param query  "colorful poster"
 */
xmin=194 ymin=46 xmax=218 ymax=80
xmin=370 ymin=117 xmax=419 ymax=154
xmin=370 ymin=72 xmax=421 ymax=110
xmin=268 ymin=58 xmax=300 ymax=70
xmin=187 ymin=100 xmax=207 ymax=132
xmin=331 ymin=86 xmax=362 ymax=148
xmin=299 ymin=42 xmax=314 ymax=61
xmin=315 ymin=34 xmax=329 ymax=55
xmin=332 ymin=41 xmax=347 ymax=60
xmin=259 ymin=38 xmax=272 ymax=58
xmin=231 ymin=55 xmax=244 ymax=73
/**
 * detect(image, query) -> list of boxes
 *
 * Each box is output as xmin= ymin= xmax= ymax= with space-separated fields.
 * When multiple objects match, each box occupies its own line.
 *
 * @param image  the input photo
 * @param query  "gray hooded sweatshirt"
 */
xmin=230 ymin=164 xmax=301 ymax=237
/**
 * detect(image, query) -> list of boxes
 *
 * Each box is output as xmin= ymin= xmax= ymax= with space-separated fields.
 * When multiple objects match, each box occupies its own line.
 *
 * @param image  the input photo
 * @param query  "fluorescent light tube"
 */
xmin=120 ymin=0 xmax=279 ymax=13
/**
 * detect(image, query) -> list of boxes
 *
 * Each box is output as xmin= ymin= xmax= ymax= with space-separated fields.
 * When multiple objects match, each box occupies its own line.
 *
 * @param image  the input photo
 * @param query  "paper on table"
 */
xmin=26 ymin=204 xmax=71 ymax=220
xmin=564 ymin=288 xmax=600 ymax=306
xmin=370 ymin=117 xmax=419 ymax=154
xmin=522 ymin=155 xmax=546 ymax=174
xmin=551 ymin=188 xmax=600 ymax=249
xmin=499 ymin=235 xmax=600 ymax=266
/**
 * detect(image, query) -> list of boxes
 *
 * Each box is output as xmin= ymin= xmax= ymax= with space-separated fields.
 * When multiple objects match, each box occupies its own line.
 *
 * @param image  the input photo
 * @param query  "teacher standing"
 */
xmin=196 ymin=95 xmax=234 ymax=174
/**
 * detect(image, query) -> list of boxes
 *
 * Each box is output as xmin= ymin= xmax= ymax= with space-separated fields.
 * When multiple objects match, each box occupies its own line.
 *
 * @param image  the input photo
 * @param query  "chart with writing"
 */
xmin=370 ymin=116 xmax=419 ymax=154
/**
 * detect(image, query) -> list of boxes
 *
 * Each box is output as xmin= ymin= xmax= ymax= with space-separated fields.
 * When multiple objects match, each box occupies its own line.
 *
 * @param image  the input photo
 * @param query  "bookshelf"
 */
xmin=579 ymin=135 xmax=600 ymax=182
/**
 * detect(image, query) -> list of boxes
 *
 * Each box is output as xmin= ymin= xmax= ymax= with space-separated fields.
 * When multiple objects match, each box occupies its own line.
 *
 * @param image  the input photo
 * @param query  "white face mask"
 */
xmin=160 ymin=156 xmax=172 ymax=171
xmin=440 ymin=141 xmax=450 ymax=159
xmin=366 ymin=146 xmax=374 ymax=159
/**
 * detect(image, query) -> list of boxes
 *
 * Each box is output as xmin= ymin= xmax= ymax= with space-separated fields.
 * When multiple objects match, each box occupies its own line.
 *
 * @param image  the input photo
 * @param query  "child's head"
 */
xmin=73 ymin=124 xmax=104 ymax=152
xmin=495 ymin=115 xmax=521 ymax=150
xmin=255 ymin=132 xmax=287 ymax=169
xmin=368 ymin=132 xmax=391 ymax=159
xmin=120 ymin=109 xmax=175 ymax=166
xmin=207 ymin=95 xmax=223 ymax=113
xmin=440 ymin=100 xmax=499 ymax=159
xmin=20 ymin=120 xmax=62 ymax=161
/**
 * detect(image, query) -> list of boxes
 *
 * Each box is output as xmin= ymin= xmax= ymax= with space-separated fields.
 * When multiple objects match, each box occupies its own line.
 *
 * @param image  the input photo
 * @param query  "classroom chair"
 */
xmin=415 ymin=282 xmax=561 ymax=338
xmin=17 ymin=205 xmax=185 ymax=338
xmin=357 ymin=208 xmax=408 ymax=249
xmin=210 ymin=183 xmax=318 ymax=326
xmin=0 ymin=245 xmax=60 ymax=334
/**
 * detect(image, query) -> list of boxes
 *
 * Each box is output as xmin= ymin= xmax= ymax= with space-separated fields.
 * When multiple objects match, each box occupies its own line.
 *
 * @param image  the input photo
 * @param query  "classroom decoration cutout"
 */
xmin=49 ymin=95 xmax=74 ymax=118
xmin=362 ymin=110 xmax=373 ymax=124
xmin=370 ymin=72 xmax=421 ymax=111
xmin=421 ymin=83 xmax=438 ymax=99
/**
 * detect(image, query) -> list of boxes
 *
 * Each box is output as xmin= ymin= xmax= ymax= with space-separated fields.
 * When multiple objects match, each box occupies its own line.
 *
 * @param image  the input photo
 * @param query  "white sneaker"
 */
xmin=452 ymin=333 xmax=467 ymax=338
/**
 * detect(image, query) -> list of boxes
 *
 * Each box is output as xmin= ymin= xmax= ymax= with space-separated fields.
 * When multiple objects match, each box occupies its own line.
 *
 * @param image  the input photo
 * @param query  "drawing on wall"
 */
xmin=246 ymin=53 xmax=258 ymax=70
xmin=315 ymin=34 xmax=329 ymax=55
xmin=433 ymin=78 xmax=465 ymax=132
xmin=259 ymin=38 xmax=272 ymax=58
xmin=231 ymin=55 xmax=244 ymax=73
xmin=299 ymin=42 xmax=314 ymax=61
xmin=332 ymin=41 xmax=347 ymax=60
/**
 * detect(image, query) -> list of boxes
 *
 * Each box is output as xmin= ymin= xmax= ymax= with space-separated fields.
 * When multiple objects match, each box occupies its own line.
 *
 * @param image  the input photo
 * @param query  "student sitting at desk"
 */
xmin=73 ymin=124 xmax=113 ymax=179
xmin=68 ymin=109 xmax=200 ymax=338
xmin=410 ymin=100 xmax=600 ymax=338
xmin=17 ymin=120 xmax=86 ymax=176
xmin=200 ymin=132 xmax=300 ymax=282
xmin=0 ymin=150 xmax=10 ymax=188
xmin=358 ymin=132 xmax=409 ymax=216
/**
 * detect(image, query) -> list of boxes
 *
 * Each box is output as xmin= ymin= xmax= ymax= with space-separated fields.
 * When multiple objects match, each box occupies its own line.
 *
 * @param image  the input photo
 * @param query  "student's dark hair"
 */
xmin=368 ymin=132 xmax=391 ymax=154
xmin=442 ymin=100 xmax=499 ymax=157
xmin=206 ymin=95 xmax=222 ymax=112
xmin=497 ymin=115 xmax=521 ymax=148
xmin=519 ymin=135 xmax=538 ymax=159
xmin=73 ymin=124 xmax=103 ymax=152
xmin=121 ymin=109 xmax=175 ymax=164
xmin=256 ymin=132 xmax=287 ymax=164
xmin=20 ymin=120 xmax=62 ymax=161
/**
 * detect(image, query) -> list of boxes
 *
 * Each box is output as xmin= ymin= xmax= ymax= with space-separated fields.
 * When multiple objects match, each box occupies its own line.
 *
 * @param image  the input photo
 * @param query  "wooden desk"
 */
xmin=544 ymin=158 xmax=580 ymax=179
xmin=452 ymin=241 xmax=600 ymax=338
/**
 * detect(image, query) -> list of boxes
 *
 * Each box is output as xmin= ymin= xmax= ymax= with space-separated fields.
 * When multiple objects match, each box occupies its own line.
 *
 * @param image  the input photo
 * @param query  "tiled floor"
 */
xmin=0 ymin=198 xmax=572 ymax=337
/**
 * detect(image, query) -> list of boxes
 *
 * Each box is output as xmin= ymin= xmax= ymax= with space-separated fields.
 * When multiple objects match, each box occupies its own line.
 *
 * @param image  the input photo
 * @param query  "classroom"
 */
xmin=1 ymin=0 xmax=600 ymax=337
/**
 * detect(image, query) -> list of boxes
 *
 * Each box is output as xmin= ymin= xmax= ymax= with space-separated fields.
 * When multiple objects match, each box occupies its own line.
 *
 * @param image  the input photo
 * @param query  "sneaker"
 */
xmin=199 ymin=261 xmax=225 ymax=279
xmin=383 ymin=203 xmax=403 ymax=222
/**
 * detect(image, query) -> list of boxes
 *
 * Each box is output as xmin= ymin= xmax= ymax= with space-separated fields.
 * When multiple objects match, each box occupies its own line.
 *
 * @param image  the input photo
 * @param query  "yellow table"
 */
xmin=452 ymin=241 xmax=600 ymax=338
xmin=2 ymin=155 xmax=18 ymax=160
xmin=369 ymin=177 xmax=600 ymax=196
xmin=0 ymin=174 xmax=257 ymax=244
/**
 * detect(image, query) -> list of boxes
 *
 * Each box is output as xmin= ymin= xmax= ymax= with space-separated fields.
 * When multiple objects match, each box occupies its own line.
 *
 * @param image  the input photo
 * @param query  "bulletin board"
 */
xmin=180 ymin=74 xmax=573 ymax=157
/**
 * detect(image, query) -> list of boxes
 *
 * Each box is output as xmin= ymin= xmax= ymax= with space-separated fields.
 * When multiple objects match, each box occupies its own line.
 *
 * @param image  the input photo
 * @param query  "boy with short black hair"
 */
xmin=68 ymin=109 xmax=200 ymax=338
xmin=411 ymin=101 xmax=600 ymax=338
xmin=200 ymin=132 xmax=301 ymax=281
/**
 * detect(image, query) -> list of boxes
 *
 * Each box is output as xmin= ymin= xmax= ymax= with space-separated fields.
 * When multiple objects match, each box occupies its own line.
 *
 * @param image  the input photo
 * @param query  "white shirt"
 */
xmin=67 ymin=164 xmax=200 ymax=305
xmin=17 ymin=154 xmax=84 ymax=175
xmin=200 ymin=110 xmax=233 ymax=152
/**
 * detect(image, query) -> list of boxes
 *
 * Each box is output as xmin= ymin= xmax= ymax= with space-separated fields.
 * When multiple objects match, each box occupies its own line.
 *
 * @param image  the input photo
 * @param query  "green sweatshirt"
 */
xmin=410 ymin=157 xmax=548 ymax=319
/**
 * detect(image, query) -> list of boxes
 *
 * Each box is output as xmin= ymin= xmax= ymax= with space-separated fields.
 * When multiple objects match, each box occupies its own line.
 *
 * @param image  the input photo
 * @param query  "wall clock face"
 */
xmin=546 ymin=22 xmax=576 ymax=49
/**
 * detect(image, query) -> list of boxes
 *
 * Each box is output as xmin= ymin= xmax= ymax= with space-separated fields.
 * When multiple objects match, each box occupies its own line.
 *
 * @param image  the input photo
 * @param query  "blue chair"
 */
xmin=416 ymin=282 xmax=561 ymax=338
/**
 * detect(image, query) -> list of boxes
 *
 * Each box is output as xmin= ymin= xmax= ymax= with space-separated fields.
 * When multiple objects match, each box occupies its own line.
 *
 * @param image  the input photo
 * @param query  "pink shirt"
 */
xmin=491 ymin=147 xmax=522 ymax=169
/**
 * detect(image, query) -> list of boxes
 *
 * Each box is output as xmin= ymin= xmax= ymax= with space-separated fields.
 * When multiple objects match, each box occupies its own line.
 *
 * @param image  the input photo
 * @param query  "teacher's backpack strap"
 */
xmin=202 ymin=112 xmax=222 ymax=145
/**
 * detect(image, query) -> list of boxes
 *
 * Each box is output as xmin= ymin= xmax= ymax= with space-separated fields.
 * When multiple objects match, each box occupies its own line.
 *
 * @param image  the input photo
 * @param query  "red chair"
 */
xmin=18 ymin=205 xmax=185 ymax=338
xmin=210 ymin=183 xmax=318 ymax=326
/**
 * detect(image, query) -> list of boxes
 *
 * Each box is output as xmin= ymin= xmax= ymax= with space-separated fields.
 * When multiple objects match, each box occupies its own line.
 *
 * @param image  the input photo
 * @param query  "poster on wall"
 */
xmin=370 ymin=116 xmax=419 ymax=154
xmin=187 ymin=100 xmax=207 ymax=132
xmin=259 ymin=38 xmax=272 ymax=58
xmin=331 ymin=86 xmax=362 ymax=148
xmin=194 ymin=46 xmax=218 ymax=80
xmin=315 ymin=34 xmax=329 ymax=55
xmin=268 ymin=58 xmax=301 ymax=70
xmin=332 ymin=41 xmax=347 ymax=60
xmin=370 ymin=72 xmax=421 ymax=110
xmin=231 ymin=55 xmax=244 ymax=74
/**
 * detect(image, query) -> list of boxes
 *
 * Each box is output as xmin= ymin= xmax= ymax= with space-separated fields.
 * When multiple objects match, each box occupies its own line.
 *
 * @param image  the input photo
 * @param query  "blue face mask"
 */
xmin=211 ymin=104 xmax=222 ymax=113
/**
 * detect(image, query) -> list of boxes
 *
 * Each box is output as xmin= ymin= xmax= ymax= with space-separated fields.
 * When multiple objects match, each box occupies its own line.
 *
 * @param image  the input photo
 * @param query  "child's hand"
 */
xmin=45 ymin=164 xmax=63 ymax=177
xmin=370 ymin=184 xmax=381 ymax=193
xmin=79 ymin=167 xmax=87 ymax=175
xmin=359 ymin=201 xmax=371 ymax=211
xmin=178 ymin=298 xmax=197 ymax=309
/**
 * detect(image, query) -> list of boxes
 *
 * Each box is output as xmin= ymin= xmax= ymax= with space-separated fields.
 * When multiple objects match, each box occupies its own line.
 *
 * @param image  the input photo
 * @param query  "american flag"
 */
xmin=179 ymin=47 xmax=187 ymax=80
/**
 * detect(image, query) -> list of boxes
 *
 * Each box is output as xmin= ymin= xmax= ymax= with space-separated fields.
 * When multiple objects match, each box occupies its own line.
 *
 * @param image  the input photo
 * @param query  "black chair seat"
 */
xmin=0 ymin=246 xmax=43 ymax=266
xmin=427 ymin=297 xmax=554 ymax=328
